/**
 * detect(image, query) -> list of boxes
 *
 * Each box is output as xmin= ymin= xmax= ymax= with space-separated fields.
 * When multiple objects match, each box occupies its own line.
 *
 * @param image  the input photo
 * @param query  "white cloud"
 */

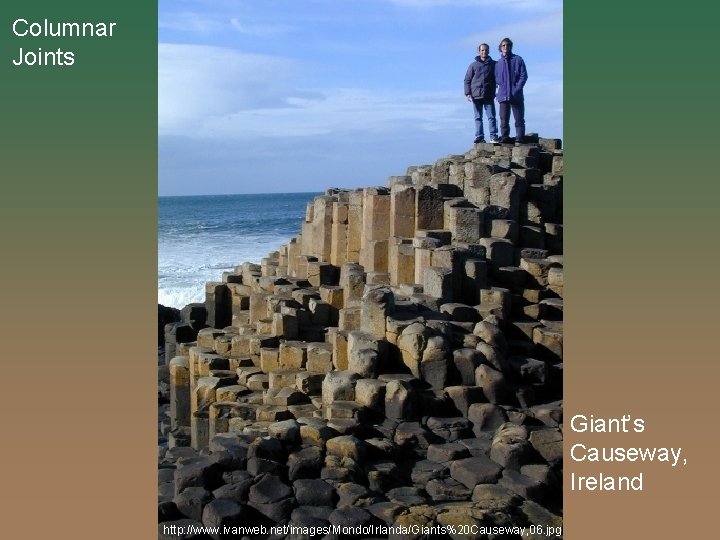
xmin=229 ymin=18 xmax=293 ymax=37
xmin=200 ymin=88 xmax=467 ymax=138
xmin=159 ymin=10 xmax=293 ymax=37
xmin=159 ymin=12 xmax=224 ymax=34
xmin=159 ymin=43 xmax=468 ymax=139
xmin=460 ymin=9 xmax=563 ymax=49
xmin=380 ymin=0 xmax=561 ymax=11
xmin=158 ymin=43 xmax=296 ymax=134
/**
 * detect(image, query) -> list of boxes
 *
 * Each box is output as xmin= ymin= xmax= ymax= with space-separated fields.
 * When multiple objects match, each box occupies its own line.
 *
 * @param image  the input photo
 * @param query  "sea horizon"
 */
xmin=159 ymin=190 xmax=321 ymax=199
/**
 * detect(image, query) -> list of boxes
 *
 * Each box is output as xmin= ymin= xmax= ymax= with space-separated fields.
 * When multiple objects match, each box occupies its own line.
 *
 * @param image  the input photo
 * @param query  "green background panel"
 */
xmin=0 ymin=1 xmax=156 ymax=537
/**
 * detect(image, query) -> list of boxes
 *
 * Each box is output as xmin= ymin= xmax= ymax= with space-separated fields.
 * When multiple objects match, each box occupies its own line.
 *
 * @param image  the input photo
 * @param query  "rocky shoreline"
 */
xmin=158 ymin=135 xmax=564 ymax=539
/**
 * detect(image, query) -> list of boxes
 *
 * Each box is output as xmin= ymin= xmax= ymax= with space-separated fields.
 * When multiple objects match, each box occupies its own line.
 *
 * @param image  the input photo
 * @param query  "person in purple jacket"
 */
xmin=464 ymin=43 xmax=498 ymax=144
xmin=495 ymin=37 xmax=528 ymax=144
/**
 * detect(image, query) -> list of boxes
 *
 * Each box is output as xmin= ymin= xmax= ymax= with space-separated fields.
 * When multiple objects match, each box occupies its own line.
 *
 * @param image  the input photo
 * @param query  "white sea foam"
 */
xmin=158 ymin=233 xmax=291 ymax=309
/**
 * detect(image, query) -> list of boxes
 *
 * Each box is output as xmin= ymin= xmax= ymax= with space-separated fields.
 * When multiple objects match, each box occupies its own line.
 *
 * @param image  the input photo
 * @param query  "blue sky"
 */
xmin=159 ymin=0 xmax=562 ymax=196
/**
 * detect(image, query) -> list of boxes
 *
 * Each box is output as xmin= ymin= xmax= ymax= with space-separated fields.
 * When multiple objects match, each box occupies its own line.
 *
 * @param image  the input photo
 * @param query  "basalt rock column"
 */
xmin=388 ymin=237 xmax=415 ymax=286
xmin=413 ymin=236 xmax=442 ymax=286
xmin=346 ymin=190 xmax=364 ymax=263
xmin=415 ymin=185 xmax=444 ymax=231
xmin=360 ymin=286 xmax=395 ymax=340
xmin=390 ymin=183 xmax=416 ymax=238
xmin=205 ymin=282 xmax=231 ymax=329
xmin=313 ymin=195 xmax=335 ymax=262
xmin=169 ymin=356 xmax=191 ymax=430
xmin=331 ymin=200 xmax=349 ymax=267
xmin=359 ymin=187 xmax=390 ymax=272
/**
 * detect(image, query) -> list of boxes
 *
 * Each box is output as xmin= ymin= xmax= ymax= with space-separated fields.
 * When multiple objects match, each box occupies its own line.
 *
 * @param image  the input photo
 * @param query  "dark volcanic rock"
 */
xmin=208 ymin=436 xmax=248 ymax=470
xmin=499 ymin=468 xmax=549 ymax=503
xmin=326 ymin=435 xmax=366 ymax=462
xmin=246 ymin=457 xmax=285 ymax=477
xmin=159 ymin=481 xmax=175 ymax=503
xmin=364 ymin=437 xmax=398 ymax=460
xmin=426 ymin=442 xmax=471 ymax=463
xmin=290 ymin=505 xmax=333 ymax=528
xmin=417 ymin=388 xmax=457 ymax=417
xmin=385 ymin=379 xmax=419 ymax=420
xmin=471 ymin=483 xmax=523 ymax=510
xmin=387 ymin=486 xmax=427 ymax=506
xmin=490 ymin=423 xmax=535 ymax=470
xmin=299 ymin=418 xmax=340 ymax=447
xmin=475 ymin=364 xmax=513 ymax=405
xmin=159 ymin=304 xmax=182 ymax=345
xmin=410 ymin=459 xmax=449 ymax=484
xmin=159 ymin=467 xmax=176 ymax=484
xmin=457 ymin=434 xmax=493 ymax=456
xmin=249 ymin=474 xmax=294 ymax=504
xmin=248 ymin=436 xmax=286 ymax=462
xmin=425 ymin=416 xmax=472 ymax=441
xmin=181 ymin=302 xmax=207 ymax=330
xmin=174 ymin=458 xmax=223 ymax=496
xmin=452 ymin=348 xmax=484 ymax=386
xmin=366 ymin=461 xmax=399 ymax=492
xmin=529 ymin=400 xmax=563 ymax=427
xmin=248 ymin=474 xmax=296 ymax=523
xmin=336 ymin=482 xmax=371 ymax=507
xmin=468 ymin=403 xmax=509 ymax=434
xmin=158 ymin=500 xmax=184 ymax=523
xmin=174 ymin=487 xmax=213 ymax=522
xmin=509 ymin=356 xmax=549 ymax=385
xmin=449 ymin=456 xmax=503 ymax=489
xmin=209 ymin=433 xmax=249 ymax=456
xmin=519 ymin=500 xmax=563 ymax=530
xmin=445 ymin=385 xmax=485 ymax=417
xmin=420 ymin=356 xmax=451 ymax=390
xmin=294 ymin=479 xmax=337 ymax=507
xmin=367 ymin=501 xmax=405 ymax=525
xmin=268 ymin=419 xmax=301 ymax=446
xmin=212 ymin=475 xmax=254 ymax=503
xmin=251 ymin=498 xmax=295 ymax=525
xmin=201 ymin=499 xmax=244 ymax=532
xmin=321 ymin=456 xmax=361 ymax=484
xmin=222 ymin=470 xmax=251 ymax=484
xmin=394 ymin=421 xmax=438 ymax=455
xmin=328 ymin=506 xmax=377 ymax=528
xmin=374 ymin=418 xmax=399 ymax=440
xmin=426 ymin=477 xmax=472 ymax=502
xmin=288 ymin=446 xmax=323 ymax=481
xmin=529 ymin=427 xmax=563 ymax=466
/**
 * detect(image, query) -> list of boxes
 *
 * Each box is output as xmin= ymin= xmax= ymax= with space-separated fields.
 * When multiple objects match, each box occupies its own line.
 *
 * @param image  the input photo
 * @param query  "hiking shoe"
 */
xmin=473 ymin=137 xmax=485 ymax=144
xmin=515 ymin=136 xmax=524 ymax=144
xmin=489 ymin=137 xmax=500 ymax=144
xmin=500 ymin=137 xmax=511 ymax=143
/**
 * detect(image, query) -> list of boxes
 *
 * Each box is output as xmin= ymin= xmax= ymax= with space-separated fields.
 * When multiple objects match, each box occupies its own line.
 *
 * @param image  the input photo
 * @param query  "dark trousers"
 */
xmin=499 ymin=99 xmax=525 ymax=139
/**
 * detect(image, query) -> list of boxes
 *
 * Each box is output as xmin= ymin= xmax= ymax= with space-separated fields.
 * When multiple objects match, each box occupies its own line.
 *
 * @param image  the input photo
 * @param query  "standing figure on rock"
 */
xmin=464 ymin=43 xmax=498 ymax=144
xmin=495 ymin=37 xmax=528 ymax=144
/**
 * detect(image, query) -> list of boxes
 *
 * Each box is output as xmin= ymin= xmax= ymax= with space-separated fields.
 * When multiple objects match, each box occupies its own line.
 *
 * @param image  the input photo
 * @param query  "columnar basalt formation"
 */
xmin=159 ymin=136 xmax=564 ymax=535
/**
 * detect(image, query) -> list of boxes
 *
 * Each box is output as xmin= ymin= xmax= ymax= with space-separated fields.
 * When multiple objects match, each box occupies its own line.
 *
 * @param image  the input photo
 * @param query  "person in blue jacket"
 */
xmin=464 ymin=43 xmax=498 ymax=144
xmin=495 ymin=37 xmax=528 ymax=144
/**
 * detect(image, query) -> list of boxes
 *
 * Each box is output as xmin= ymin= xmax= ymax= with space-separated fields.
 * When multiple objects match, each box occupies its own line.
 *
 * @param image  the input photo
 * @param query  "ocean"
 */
xmin=158 ymin=192 xmax=320 ymax=309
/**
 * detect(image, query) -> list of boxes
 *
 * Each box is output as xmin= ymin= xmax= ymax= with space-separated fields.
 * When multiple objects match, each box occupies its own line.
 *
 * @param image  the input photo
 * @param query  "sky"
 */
xmin=158 ymin=0 xmax=563 ymax=196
